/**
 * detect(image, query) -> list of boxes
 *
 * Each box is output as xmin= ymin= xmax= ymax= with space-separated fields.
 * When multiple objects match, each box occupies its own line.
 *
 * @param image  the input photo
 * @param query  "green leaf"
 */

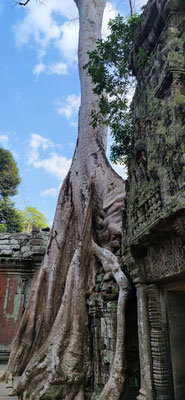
xmin=85 ymin=13 xmax=141 ymax=161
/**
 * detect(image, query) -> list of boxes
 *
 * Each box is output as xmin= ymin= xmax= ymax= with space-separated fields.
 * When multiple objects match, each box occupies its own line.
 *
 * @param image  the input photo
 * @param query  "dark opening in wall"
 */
xmin=156 ymin=72 xmax=173 ymax=100
xmin=121 ymin=289 xmax=140 ymax=400
xmin=167 ymin=290 xmax=185 ymax=400
xmin=132 ymin=245 xmax=148 ymax=259
xmin=183 ymin=42 xmax=185 ymax=58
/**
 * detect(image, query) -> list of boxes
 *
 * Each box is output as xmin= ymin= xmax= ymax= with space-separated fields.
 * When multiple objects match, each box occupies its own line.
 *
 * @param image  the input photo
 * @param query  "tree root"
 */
xmin=9 ymin=241 xmax=92 ymax=399
xmin=3 ymin=176 xmax=128 ymax=400
xmin=8 ymin=238 xmax=130 ymax=400
xmin=92 ymin=242 xmax=131 ymax=400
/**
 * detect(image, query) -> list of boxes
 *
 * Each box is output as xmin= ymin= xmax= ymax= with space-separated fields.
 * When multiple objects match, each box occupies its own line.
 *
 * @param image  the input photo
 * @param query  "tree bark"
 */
xmin=1 ymin=0 xmax=131 ymax=398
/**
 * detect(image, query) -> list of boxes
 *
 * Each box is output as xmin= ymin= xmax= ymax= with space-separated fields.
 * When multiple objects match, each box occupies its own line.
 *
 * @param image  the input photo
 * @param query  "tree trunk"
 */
xmin=1 ymin=0 xmax=130 ymax=398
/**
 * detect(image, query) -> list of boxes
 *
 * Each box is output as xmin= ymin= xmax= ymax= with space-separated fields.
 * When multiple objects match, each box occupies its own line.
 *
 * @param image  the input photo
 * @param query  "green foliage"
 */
xmin=0 ymin=203 xmax=49 ymax=233
xmin=0 ymin=148 xmax=23 ymax=232
xmin=0 ymin=147 xmax=21 ymax=198
xmin=0 ymin=148 xmax=48 ymax=233
xmin=0 ymin=199 xmax=24 ymax=232
xmin=84 ymin=14 xmax=141 ymax=163
xmin=0 ymin=223 xmax=7 ymax=233
xmin=136 ymin=46 xmax=148 ymax=67
xmin=20 ymin=206 xmax=49 ymax=232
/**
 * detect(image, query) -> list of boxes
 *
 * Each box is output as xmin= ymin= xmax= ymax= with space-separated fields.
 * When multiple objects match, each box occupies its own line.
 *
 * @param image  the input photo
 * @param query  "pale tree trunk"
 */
xmin=0 ymin=0 xmax=130 ymax=398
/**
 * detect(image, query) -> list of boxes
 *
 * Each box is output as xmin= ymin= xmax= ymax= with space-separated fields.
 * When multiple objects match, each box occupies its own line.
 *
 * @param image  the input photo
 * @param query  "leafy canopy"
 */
xmin=0 ymin=199 xmax=24 ymax=232
xmin=84 ymin=14 xmax=141 ymax=163
xmin=20 ymin=206 xmax=49 ymax=232
xmin=0 ymin=148 xmax=49 ymax=232
xmin=0 ymin=147 xmax=23 ymax=232
xmin=0 ymin=147 xmax=21 ymax=198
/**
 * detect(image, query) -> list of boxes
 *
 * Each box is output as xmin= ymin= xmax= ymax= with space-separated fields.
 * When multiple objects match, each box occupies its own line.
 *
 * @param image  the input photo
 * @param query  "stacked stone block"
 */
xmin=0 ymin=228 xmax=49 ymax=359
xmin=87 ymin=272 xmax=118 ymax=398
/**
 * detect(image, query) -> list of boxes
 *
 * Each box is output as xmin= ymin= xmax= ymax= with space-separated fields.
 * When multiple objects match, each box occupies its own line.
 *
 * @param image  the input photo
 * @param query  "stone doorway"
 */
xmin=167 ymin=288 xmax=185 ymax=400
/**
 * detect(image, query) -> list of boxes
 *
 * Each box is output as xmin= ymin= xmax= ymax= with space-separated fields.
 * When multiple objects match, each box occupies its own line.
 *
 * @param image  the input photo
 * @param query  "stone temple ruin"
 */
xmin=0 ymin=0 xmax=185 ymax=399
xmin=0 ymin=228 xmax=49 ymax=360
xmin=124 ymin=0 xmax=185 ymax=398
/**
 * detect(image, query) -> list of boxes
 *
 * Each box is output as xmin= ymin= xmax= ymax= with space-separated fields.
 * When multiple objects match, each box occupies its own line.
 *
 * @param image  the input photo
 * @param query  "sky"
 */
xmin=0 ymin=0 xmax=147 ymax=227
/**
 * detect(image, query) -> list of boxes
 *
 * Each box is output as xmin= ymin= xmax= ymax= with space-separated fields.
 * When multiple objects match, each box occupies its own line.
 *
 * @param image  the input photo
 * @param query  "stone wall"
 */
xmin=126 ymin=0 xmax=185 ymax=248
xmin=86 ymin=273 xmax=140 ymax=399
xmin=0 ymin=227 xmax=49 ymax=260
xmin=123 ymin=0 xmax=185 ymax=399
xmin=0 ymin=228 xmax=49 ymax=359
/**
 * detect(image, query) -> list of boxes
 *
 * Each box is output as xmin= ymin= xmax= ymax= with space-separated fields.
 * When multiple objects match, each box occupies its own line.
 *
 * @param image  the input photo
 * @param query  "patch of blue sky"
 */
xmin=0 ymin=0 xmax=147 ymax=227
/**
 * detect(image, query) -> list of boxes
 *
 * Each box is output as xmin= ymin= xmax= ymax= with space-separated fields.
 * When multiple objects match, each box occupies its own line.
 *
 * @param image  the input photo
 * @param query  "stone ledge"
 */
xmin=0 ymin=229 xmax=49 ymax=264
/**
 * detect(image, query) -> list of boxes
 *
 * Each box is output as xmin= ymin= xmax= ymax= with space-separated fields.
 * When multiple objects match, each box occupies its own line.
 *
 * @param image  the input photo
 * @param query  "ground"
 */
xmin=0 ymin=363 xmax=18 ymax=400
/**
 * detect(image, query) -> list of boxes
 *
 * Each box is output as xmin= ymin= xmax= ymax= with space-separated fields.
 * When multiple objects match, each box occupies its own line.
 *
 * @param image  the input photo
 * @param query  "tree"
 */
xmin=0 ymin=147 xmax=21 ymax=198
xmin=0 ymin=148 xmax=48 ymax=233
xmin=20 ymin=206 xmax=49 ymax=232
xmin=0 ymin=147 xmax=23 ymax=232
xmin=0 ymin=199 xmax=24 ymax=232
xmin=84 ymin=14 xmax=141 ymax=164
xmin=1 ymin=1 xmax=130 ymax=399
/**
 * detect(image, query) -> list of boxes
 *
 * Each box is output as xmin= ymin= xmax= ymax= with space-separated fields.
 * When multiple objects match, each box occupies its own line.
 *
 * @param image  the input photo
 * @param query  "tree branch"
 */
xmin=129 ymin=0 xmax=133 ymax=15
xmin=19 ymin=0 xmax=31 ymax=5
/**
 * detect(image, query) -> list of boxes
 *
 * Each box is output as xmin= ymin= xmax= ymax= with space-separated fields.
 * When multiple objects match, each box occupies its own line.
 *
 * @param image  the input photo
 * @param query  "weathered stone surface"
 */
xmin=0 ymin=229 xmax=49 ymax=359
xmin=124 ymin=1 xmax=185 ymax=399
xmin=0 ymin=230 xmax=49 ymax=265
xmin=126 ymin=0 xmax=185 ymax=249
xmin=85 ymin=251 xmax=139 ymax=400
